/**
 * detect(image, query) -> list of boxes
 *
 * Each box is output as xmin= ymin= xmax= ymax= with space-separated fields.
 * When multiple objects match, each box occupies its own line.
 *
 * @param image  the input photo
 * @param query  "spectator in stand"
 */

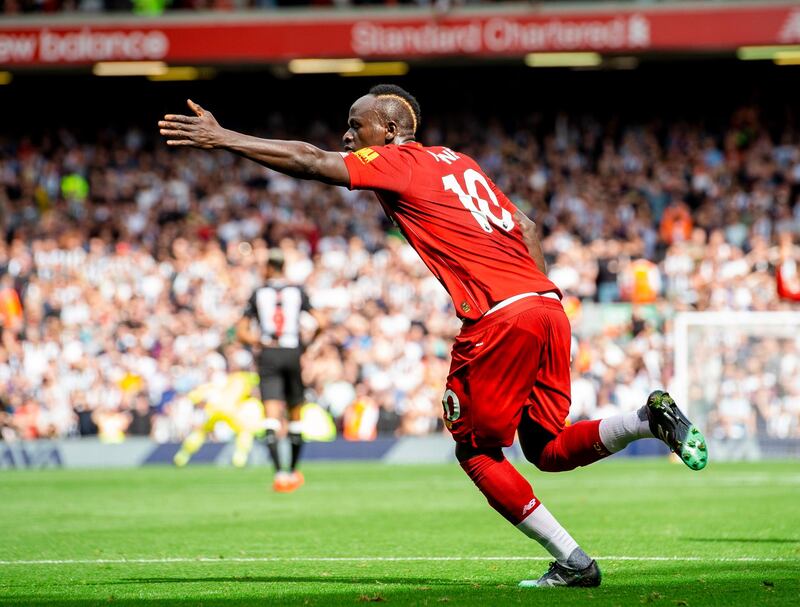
xmin=619 ymin=258 xmax=662 ymax=304
xmin=660 ymin=200 xmax=693 ymax=246
xmin=776 ymin=233 xmax=800 ymax=301
xmin=0 ymin=274 xmax=23 ymax=331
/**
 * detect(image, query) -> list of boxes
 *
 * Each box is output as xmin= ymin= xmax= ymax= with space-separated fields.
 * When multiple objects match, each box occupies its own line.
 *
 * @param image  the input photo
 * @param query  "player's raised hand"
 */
xmin=158 ymin=99 xmax=226 ymax=149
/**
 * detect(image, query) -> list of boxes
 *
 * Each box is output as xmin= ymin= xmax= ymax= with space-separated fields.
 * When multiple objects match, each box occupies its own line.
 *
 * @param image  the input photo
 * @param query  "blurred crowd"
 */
xmin=697 ymin=334 xmax=800 ymax=445
xmin=1 ymin=0 xmax=645 ymax=16
xmin=1 ymin=104 xmax=799 ymax=444
xmin=2 ymin=0 xmax=491 ymax=16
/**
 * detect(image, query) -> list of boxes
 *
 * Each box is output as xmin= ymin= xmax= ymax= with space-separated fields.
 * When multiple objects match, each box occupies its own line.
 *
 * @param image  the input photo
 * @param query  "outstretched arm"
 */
xmin=158 ymin=100 xmax=350 ymax=186
xmin=514 ymin=210 xmax=548 ymax=274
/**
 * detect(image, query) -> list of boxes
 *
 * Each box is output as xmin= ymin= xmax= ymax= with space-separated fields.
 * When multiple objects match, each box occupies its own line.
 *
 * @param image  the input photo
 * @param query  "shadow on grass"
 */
xmin=2 ymin=578 xmax=797 ymax=607
xmin=3 ymin=562 xmax=799 ymax=606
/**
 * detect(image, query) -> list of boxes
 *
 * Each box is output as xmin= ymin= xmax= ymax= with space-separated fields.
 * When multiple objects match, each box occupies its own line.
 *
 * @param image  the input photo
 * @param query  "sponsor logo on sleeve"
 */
xmin=354 ymin=147 xmax=380 ymax=164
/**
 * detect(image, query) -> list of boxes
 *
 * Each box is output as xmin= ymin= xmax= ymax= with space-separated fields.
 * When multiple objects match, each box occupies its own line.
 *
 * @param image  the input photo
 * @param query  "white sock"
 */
xmin=516 ymin=503 xmax=590 ymax=569
xmin=598 ymin=406 xmax=654 ymax=453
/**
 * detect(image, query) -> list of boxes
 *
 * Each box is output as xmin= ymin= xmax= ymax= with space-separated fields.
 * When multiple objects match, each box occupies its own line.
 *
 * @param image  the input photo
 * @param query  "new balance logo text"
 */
xmin=522 ymin=498 xmax=538 ymax=517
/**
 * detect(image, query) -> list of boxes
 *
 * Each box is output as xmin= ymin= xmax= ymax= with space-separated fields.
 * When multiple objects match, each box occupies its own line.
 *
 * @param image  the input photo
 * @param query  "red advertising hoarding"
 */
xmin=1 ymin=2 xmax=799 ymax=67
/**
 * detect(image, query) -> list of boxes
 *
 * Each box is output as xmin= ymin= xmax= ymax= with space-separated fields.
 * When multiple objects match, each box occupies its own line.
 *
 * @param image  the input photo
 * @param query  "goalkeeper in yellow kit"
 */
xmin=174 ymin=371 xmax=265 ymax=468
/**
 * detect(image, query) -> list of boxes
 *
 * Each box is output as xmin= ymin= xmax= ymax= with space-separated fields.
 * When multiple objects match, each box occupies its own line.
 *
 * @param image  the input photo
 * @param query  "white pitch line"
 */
xmin=0 ymin=556 xmax=796 ymax=566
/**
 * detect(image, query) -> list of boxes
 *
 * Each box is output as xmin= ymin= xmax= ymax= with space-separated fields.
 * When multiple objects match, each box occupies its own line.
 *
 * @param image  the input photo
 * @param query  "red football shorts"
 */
xmin=442 ymin=296 xmax=571 ymax=448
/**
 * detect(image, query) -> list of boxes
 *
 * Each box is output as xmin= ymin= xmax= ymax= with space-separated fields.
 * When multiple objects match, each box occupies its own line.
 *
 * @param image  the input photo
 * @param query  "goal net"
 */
xmin=673 ymin=311 xmax=800 ymax=460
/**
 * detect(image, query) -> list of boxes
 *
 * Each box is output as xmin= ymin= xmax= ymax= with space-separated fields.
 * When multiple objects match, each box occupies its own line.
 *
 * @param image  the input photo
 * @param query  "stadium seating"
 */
xmin=1 ymin=106 xmax=798 ymax=443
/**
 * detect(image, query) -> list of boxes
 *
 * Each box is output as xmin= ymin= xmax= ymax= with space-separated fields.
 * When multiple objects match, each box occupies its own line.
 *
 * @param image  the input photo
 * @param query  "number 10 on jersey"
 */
xmin=442 ymin=169 xmax=515 ymax=234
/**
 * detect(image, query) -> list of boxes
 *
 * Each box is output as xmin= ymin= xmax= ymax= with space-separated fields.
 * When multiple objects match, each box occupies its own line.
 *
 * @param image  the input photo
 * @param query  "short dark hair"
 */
xmin=369 ymin=84 xmax=421 ymax=136
xmin=267 ymin=247 xmax=285 ymax=272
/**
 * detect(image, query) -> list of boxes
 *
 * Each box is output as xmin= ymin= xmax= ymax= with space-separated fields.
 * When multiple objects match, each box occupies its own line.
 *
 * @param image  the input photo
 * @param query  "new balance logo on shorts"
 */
xmin=522 ymin=497 xmax=538 ymax=518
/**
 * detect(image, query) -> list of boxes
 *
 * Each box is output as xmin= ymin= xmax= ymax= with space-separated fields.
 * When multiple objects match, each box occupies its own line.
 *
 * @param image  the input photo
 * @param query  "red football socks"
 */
xmin=460 ymin=450 xmax=538 ymax=525
xmin=537 ymin=420 xmax=611 ymax=472
xmin=460 ymin=447 xmax=595 ymax=569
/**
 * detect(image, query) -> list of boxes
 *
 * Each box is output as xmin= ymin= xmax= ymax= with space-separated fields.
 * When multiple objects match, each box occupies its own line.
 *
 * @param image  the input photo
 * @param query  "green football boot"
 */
xmin=646 ymin=390 xmax=708 ymax=471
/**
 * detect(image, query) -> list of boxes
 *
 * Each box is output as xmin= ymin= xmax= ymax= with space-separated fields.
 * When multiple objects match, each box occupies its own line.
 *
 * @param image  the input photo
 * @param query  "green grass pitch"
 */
xmin=1 ymin=459 xmax=798 ymax=606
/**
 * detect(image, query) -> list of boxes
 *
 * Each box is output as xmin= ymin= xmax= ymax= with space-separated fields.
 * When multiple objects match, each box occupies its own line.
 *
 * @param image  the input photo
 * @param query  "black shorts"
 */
xmin=258 ymin=347 xmax=304 ymax=408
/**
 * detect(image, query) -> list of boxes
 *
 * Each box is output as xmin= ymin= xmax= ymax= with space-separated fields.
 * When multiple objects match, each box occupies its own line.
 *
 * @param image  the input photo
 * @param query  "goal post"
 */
xmin=673 ymin=311 xmax=800 ymax=459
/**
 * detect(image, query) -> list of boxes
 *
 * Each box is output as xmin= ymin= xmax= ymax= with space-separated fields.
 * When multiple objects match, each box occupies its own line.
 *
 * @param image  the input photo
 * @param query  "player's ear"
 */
xmin=384 ymin=120 xmax=399 ymax=143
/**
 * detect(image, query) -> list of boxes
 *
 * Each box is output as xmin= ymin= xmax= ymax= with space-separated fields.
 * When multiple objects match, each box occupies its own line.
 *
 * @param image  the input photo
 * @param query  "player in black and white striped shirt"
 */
xmin=237 ymin=248 xmax=314 ymax=492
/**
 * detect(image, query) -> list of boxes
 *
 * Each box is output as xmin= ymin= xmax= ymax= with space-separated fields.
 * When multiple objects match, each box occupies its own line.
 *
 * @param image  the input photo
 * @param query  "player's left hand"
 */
xmin=158 ymin=99 xmax=226 ymax=149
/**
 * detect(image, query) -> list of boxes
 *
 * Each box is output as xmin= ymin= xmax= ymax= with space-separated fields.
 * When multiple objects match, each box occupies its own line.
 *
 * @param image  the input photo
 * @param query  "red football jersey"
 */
xmin=343 ymin=142 xmax=559 ymax=320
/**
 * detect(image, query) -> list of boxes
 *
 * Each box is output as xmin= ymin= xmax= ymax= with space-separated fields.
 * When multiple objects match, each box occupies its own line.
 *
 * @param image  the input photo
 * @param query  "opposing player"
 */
xmin=159 ymin=86 xmax=707 ymax=587
xmin=173 ymin=370 xmax=264 ymax=468
xmin=237 ymin=248 xmax=315 ymax=492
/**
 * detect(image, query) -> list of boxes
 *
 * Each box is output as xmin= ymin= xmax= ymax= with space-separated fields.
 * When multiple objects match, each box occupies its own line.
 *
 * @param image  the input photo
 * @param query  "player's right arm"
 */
xmin=158 ymin=100 xmax=349 ymax=186
xmin=237 ymin=292 xmax=261 ymax=347
xmin=236 ymin=289 xmax=261 ymax=347
xmin=236 ymin=317 xmax=260 ymax=347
